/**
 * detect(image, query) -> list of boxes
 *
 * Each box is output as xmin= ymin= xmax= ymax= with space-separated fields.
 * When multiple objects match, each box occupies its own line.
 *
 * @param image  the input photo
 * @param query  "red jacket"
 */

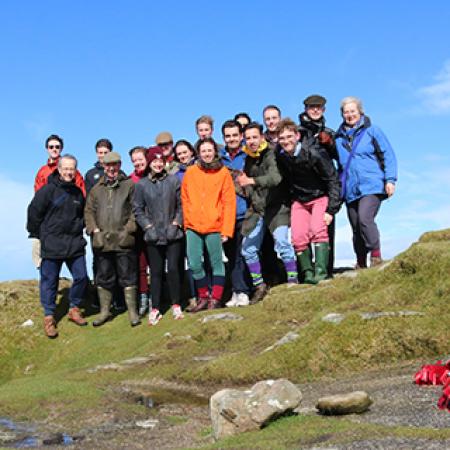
xmin=34 ymin=158 xmax=86 ymax=196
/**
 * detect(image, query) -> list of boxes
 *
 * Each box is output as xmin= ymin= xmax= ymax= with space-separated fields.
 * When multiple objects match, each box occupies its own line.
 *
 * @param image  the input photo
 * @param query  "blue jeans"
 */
xmin=241 ymin=217 xmax=295 ymax=265
xmin=40 ymin=255 xmax=88 ymax=316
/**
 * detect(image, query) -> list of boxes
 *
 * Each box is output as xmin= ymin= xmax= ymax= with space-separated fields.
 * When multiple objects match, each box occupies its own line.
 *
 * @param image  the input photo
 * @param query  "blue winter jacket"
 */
xmin=335 ymin=116 xmax=397 ymax=204
xmin=175 ymin=159 xmax=196 ymax=182
xmin=220 ymin=146 xmax=248 ymax=220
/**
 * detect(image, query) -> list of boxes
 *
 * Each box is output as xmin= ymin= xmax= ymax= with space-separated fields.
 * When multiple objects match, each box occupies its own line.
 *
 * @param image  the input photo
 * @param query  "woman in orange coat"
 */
xmin=181 ymin=138 xmax=236 ymax=311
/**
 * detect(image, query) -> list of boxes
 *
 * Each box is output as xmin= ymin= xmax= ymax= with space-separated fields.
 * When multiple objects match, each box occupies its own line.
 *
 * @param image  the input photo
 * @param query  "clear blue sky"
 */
xmin=2 ymin=1 xmax=450 ymax=280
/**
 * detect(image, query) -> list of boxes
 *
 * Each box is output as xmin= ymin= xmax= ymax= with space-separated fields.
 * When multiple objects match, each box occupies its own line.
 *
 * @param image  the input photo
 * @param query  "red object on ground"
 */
xmin=437 ymin=378 xmax=450 ymax=411
xmin=414 ymin=360 xmax=450 ymax=385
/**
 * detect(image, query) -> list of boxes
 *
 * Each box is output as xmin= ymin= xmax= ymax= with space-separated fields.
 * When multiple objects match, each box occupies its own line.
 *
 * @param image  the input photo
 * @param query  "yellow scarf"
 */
xmin=242 ymin=140 xmax=268 ymax=158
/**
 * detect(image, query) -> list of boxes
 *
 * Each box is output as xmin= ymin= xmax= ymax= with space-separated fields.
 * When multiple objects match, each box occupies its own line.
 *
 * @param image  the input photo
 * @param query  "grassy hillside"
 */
xmin=1 ymin=229 xmax=450 ymax=447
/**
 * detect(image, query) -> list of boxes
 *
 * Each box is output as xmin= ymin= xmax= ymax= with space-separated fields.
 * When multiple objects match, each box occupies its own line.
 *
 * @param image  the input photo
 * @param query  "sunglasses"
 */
xmin=48 ymin=145 xmax=61 ymax=150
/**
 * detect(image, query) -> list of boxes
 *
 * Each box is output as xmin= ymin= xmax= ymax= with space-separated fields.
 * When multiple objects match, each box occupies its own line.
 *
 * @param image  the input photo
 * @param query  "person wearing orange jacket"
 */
xmin=181 ymin=137 xmax=236 ymax=311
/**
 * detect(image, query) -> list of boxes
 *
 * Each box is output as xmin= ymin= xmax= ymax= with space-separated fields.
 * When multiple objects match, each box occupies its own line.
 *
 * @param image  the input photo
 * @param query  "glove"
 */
xmin=318 ymin=131 xmax=334 ymax=148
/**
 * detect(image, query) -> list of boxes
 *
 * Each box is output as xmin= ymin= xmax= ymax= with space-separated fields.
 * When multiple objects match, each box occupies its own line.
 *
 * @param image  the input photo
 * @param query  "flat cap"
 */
xmin=155 ymin=131 xmax=173 ymax=145
xmin=103 ymin=151 xmax=121 ymax=164
xmin=303 ymin=94 xmax=327 ymax=107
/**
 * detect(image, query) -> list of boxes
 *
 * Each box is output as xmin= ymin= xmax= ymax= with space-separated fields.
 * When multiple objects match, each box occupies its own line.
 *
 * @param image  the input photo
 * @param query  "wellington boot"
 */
xmin=93 ymin=287 xmax=113 ymax=327
xmin=124 ymin=286 xmax=141 ymax=327
xmin=314 ymin=243 xmax=330 ymax=283
xmin=297 ymin=248 xmax=317 ymax=285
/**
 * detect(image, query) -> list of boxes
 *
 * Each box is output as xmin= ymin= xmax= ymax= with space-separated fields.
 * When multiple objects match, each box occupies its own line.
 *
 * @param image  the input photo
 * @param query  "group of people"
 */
xmin=26 ymin=94 xmax=398 ymax=339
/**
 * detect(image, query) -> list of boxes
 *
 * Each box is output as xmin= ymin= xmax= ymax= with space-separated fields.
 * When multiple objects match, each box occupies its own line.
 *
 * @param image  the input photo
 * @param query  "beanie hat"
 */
xmin=147 ymin=146 xmax=166 ymax=164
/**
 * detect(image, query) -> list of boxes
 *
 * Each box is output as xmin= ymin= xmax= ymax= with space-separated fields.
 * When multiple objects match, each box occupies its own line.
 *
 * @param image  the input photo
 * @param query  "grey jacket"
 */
xmin=133 ymin=172 xmax=183 ymax=245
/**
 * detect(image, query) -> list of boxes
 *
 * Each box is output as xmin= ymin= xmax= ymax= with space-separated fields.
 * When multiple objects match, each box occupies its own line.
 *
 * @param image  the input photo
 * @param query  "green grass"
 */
xmin=1 ymin=229 xmax=450 ymax=447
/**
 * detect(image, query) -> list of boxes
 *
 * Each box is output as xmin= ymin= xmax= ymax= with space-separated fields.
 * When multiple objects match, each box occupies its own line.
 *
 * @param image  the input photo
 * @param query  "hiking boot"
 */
xmin=225 ymin=292 xmax=239 ymax=308
xmin=249 ymin=283 xmax=268 ymax=305
xmin=148 ymin=308 xmax=162 ymax=326
xmin=44 ymin=315 xmax=58 ymax=339
xmin=68 ymin=307 xmax=88 ymax=326
xmin=370 ymin=256 xmax=383 ymax=267
xmin=172 ymin=304 xmax=184 ymax=320
xmin=190 ymin=297 xmax=209 ymax=313
xmin=185 ymin=297 xmax=198 ymax=312
xmin=208 ymin=298 xmax=221 ymax=310
xmin=138 ymin=292 xmax=150 ymax=317
xmin=124 ymin=286 xmax=141 ymax=327
xmin=313 ymin=243 xmax=329 ymax=283
xmin=297 ymin=248 xmax=317 ymax=285
xmin=93 ymin=287 xmax=112 ymax=327
xmin=235 ymin=292 xmax=250 ymax=307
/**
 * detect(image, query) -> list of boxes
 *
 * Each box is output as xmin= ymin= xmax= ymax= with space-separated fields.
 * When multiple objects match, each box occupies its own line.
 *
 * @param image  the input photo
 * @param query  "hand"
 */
xmin=385 ymin=182 xmax=395 ymax=197
xmin=221 ymin=235 xmax=228 ymax=243
xmin=318 ymin=131 xmax=334 ymax=147
xmin=324 ymin=213 xmax=333 ymax=226
xmin=237 ymin=173 xmax=255 ymax=187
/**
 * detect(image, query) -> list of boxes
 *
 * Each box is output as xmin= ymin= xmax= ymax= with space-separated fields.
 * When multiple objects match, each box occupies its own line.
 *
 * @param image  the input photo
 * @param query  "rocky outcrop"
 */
xmin=210 ymin=379 xmax=302 ymax=440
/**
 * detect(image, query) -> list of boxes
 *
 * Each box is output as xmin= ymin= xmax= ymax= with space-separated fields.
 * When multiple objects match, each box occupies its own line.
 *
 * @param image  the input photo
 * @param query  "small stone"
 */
xmin=360 ymin=311 xmax=424 ymax=320
xmin=201 ymin=313 xmax=243 ymax=323
xmin=24 ymin=364 xmax=34 ymax=375
xmin=316 ymin=391 xmax=372 ymax=415
xmin=135 ymin=419 xmax=159 ymax=429
xmin=262 ymin=332 xmax=299 ymax=353
xmin=192 ymin=356 xmax=216 ymax=362
xmin=322 ymin=313 xmax=345 ymax=324
xmin=87 ymin=362 xmax=123 ymax=373
xmin=20 ymin=319 xmax=34 ymax=327
xmin=120 ymin=356 xmax=153 ymax=366
xmin=164 ymin=332 xmax=172 ymax=338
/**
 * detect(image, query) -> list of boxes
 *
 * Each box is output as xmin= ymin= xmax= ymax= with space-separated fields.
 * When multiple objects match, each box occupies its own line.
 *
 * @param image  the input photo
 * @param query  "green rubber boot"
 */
xmin=297 ymin=248 xmax=317 ymax=285
xmin=93 ymin=287 xmax=113 ymax=327
xmin=124 ymin=286 xmax=141 ymax=327
xmin=314 ymin=243 xmax=330 ymax=283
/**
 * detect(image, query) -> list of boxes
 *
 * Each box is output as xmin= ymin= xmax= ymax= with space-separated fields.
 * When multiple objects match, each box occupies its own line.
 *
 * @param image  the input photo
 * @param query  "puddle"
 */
xmin=0 ymin=418 xmax=78 ymax=448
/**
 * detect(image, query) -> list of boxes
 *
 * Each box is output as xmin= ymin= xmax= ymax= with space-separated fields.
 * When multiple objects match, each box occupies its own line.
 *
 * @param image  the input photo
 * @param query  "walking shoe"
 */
xmin=185 ymin=297 xmax=198 ymax=312
xmin=249 ymin=283 xmax=268 ymax=305
xmin=67 ymin=307 xmax=88 ymax=326
xmin=370 ymin=256 xmax=383 ymax=267
xmin=190 ymin=297 xmax=209 ymax=313
xmin=44 ymin=315 xmax=58 ymax=339
xmin=208 ymin=298 xmax=221 ymax=310
xmin=172 ymin=304 xmax=184 ymax=320
xmin=148 ymin=308 xmax=162 ymax=326
xmin=225 ymin=292 xmax=239 ymax=308
xmin=235 ymin=292 xmax=250 ymax=307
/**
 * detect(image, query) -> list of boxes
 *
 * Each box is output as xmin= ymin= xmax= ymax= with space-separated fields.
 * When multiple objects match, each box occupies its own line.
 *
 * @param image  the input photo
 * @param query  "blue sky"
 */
xmin=2 ymin=1 xmax=450 ymax=281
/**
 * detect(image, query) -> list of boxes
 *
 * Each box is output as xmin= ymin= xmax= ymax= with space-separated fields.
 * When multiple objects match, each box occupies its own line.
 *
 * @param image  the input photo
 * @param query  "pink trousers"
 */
xmin=291 ymin=196 xmax=329 ymax=253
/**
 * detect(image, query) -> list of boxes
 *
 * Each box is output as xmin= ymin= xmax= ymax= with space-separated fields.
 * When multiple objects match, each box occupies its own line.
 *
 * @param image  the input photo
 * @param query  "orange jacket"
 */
xmin=181 ymin=163 xmax=236 ymax=238
xmin=34 ymin=158 xmax=86 ymax=197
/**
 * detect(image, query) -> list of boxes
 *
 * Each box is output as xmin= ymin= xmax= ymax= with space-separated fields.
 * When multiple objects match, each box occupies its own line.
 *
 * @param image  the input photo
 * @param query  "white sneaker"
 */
xmin=148 ymin=308 xmax=162 ymax=326
xmin=235 ymin=292 xmax=250 ymax=307
xmin=172 ymin=304 xmax=184 ymax=320
xmin=225 ymin=292 xmax=239 ymax=308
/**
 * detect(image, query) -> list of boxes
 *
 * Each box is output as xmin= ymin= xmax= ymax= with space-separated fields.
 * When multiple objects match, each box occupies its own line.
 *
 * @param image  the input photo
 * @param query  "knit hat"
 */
xmin=303 ymin=95 xmax=326 ymax=107
xmin=155 ymin=131 xmax=173 ymax=145
xmin=147 ymin=146 xmax=166 ymax=164
xmin=103 ymin=151 xmax=121 ymax=164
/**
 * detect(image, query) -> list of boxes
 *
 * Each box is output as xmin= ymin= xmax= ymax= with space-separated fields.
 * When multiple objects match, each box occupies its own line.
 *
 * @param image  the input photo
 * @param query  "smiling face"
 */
xmin=278 ymin=128 xmax=301 ymax=154
xmin=197 ymin=123 xmax=213 ymax=139
xmin=175 ymin=144 xmax=194 ymax=165
xmin=96 ymin=146 xmax=110 ymax=165
xmin=58 ymin=157 xmax=77 ymax=182
xmin=223 ymin=126 xmax=243 ymax=151
xmin=342 ymin=102 xmax=362 ymax=127
xmin=131 ymin=151 xmax=148 ymax=173
xmin=104 ymin=162 xmax=121 ymax=181
xmin=306 ymin=105 xmax=325 ymax=121
xmin=198 ymin=142 xmax=216 ymax=164
xmin=47 ymin=139 xmax=62 ymax=161
xmin=150 ymin=157 xmax=165 ymax=173
xmin=263 ymin=108 xmax=281 ymax=132
xmin=244 ymin=127 xmax=264 ymax=153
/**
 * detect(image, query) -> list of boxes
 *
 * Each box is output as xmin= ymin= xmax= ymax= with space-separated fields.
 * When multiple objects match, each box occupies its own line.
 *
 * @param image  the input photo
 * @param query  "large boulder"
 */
xmin=210 ymin=379 xmax=302 ymax=440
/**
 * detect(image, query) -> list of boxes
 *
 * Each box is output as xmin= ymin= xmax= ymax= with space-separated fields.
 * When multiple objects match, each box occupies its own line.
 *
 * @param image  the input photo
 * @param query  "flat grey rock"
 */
xmin=262 ymin=331 xmax=300 ymax=353
xmin=360 ymin=311 xmax=424 ymax=320
xmin=201 ymin=313 xmax=243 ymax=323
xmin=322 ymin=313 xmax=345 ymax=324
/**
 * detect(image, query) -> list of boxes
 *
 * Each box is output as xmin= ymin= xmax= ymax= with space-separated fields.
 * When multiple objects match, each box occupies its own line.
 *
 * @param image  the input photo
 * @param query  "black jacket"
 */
xmin=277 ymin=137 xmax=342 ymax=216
xmin=27 ymin=172 xmax=86 ymax=259
xmin=133 ymin=171 xmax=183 ymax=245
xmin=85 ymin=162 xmax=104 ymax=194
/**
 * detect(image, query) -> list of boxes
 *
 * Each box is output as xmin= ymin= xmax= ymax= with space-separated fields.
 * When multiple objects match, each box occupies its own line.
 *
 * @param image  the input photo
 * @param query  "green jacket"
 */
xmin=241 ymin=145 xmax=290 ymax=236
xmin=85 ymin=174 xmax=136 ymax=252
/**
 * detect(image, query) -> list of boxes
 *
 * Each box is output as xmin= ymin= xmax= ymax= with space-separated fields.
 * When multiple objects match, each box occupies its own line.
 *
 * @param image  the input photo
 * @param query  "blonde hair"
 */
xmin=340 ymin=96 xmax=364 ymax=114
xmin=276 ymin=118 xmax=298 ymax=136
